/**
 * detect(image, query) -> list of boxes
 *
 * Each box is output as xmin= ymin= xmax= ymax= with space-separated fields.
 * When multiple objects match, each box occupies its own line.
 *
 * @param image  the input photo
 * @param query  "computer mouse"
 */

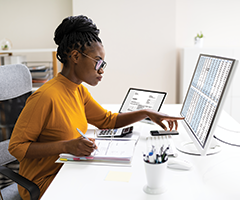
xmin=167 ymin=158 xmax=192 ymax=170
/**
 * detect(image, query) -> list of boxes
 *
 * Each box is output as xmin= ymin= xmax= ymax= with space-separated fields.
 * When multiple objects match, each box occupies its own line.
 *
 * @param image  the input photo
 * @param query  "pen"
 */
xmin=142 ymin=152 xmax=148 ymax=162
xmin=158 ymin=154 xmax=162 ymax=163
xmin=161 ymin=146 xmax=169 ymax=163
xmin=155 ymin=154 xmax=159 ymax=163
xmin=76 ymin=128 xmax=99 ymax=152
xmin=148 ymin=145 xmax=156 ymax=163
xmin=149 ymin=153 xmax=154 ymax=163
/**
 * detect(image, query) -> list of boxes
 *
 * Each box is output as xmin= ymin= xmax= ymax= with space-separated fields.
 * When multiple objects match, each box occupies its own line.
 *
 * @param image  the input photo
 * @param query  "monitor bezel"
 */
xmin=180 ymin=54 xmax=238 ymax=156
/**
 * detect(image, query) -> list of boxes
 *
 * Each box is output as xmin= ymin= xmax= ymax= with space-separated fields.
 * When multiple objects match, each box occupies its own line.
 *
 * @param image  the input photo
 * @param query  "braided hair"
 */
xmin=54 ymin=15 xmax=102 ymax=64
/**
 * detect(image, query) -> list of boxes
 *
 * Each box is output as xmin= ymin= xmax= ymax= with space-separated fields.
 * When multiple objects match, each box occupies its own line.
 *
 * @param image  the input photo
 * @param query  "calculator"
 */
xmin=96 ymin=126 xmax=134 ymax=138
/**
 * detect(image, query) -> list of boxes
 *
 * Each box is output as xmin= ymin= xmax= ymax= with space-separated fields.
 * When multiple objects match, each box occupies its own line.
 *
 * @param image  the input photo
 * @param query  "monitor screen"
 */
xmin=179 ymin=54 xmax=238 ymax=156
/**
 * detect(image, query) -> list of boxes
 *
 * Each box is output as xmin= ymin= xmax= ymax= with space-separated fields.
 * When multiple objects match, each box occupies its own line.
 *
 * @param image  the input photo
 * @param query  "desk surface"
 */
xmin=41 ymin=104 xmax=240 ymax=200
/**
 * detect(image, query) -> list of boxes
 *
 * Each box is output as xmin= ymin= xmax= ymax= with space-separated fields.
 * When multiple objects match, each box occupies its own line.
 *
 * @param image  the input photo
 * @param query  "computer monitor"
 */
xmin=178 ymin=54 xmax=238 ymax=156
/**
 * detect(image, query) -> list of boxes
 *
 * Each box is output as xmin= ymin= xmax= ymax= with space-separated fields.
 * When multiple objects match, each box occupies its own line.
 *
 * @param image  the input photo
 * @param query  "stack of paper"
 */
xmin=58 ymin=139 xmax=136 ymax=164
xmin=23 ymin=61 xmax=53 ymax=88
xmin=29 ymin=66 xmax=53 ymax=87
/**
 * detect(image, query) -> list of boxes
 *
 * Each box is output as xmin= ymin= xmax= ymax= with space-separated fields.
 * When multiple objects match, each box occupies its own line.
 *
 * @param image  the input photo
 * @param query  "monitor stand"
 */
xmin=176 ymin=137 xmax=221 ymax=156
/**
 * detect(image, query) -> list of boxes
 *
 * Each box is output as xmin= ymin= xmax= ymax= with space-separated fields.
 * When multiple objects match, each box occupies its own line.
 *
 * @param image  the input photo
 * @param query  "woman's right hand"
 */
xmin=64 ymin=137 xmax=96 ymax=156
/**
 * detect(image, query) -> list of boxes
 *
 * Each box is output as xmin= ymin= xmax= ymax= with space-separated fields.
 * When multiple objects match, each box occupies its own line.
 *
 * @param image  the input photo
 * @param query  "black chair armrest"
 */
xmin=0 ymin=166 xmax=40 ymax=200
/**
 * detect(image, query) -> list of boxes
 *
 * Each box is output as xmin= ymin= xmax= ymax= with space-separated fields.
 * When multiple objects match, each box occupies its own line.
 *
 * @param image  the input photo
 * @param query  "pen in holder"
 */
xmin=143 ymin=145 xmax=169 ymax=195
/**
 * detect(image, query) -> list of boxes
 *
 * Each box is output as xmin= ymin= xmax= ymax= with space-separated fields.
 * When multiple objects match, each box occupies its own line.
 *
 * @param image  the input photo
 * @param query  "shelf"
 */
xmin=0 ymin=48 xmax=59 ymax=77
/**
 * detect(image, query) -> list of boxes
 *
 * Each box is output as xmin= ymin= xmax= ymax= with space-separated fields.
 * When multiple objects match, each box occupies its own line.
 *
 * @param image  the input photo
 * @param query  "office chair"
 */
xmin=0 ymin=64 xmax=40 ymax=200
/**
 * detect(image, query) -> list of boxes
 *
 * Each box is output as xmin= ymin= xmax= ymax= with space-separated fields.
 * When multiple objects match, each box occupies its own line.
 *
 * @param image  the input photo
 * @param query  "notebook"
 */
xmin=58 ymin=139 xmax=136 ymax=164
xmin=119 ymin=88 xmax=167 ymax=123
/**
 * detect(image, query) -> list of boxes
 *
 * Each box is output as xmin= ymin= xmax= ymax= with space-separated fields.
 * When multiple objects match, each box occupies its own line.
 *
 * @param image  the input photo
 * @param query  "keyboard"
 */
xmin=146 ymin=135 xmax=178 ymax=157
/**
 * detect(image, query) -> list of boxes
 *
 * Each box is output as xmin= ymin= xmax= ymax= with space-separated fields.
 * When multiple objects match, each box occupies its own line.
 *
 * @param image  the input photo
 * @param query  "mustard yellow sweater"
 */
xmin=9 ymin=73 xmax=118 ymax=199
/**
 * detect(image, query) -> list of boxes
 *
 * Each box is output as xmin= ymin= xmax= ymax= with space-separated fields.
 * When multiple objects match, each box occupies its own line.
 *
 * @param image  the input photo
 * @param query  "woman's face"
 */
xmin=71 ymin=42 xmax=106 ymax=86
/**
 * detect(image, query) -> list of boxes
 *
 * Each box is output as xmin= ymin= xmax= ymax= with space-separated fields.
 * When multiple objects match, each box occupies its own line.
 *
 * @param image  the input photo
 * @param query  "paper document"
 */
xmin=59 ymin=139 xmax=136 ymax=163
xmin=94 ymin=140 xmax=134 ymax=157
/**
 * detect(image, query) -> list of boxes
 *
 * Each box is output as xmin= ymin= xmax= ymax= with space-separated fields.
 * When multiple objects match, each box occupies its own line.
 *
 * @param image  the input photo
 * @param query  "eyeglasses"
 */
xmin=78 ymin=51 xmax=107 ymax=71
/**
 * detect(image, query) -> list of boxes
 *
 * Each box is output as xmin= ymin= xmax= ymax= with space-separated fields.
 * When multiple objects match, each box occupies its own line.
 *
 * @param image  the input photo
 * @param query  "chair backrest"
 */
xmin=0 ymin=64 xmax=33 ymax=200
xmin=0 ymin=140 xmax=15 ymax=166
xmin=0 ymin=64 xmax=32 ymax=101
xmin=0 ymin=64 xmax=32 ymax=141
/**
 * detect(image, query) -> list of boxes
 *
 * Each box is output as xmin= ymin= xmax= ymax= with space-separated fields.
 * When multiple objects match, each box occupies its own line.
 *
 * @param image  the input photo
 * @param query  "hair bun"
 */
xmin=54 ymin=15 xmax=102 ymax=64
xmin=54 ymin=15 xmax=99 ymax=46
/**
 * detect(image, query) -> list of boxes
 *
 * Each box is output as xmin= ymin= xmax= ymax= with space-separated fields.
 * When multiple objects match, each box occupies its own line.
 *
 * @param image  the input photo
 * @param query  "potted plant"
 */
xmin=194 ymin=32 xmax=204 ymax=47
xmin=0 ymin=38 xmax=12 ymax=50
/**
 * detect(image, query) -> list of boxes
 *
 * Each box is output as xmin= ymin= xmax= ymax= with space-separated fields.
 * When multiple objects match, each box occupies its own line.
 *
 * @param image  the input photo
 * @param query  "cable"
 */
xmin=213 ymin=135 xmax=240 ymax=147
xmin=213 ymin=125 xmax=240 ymax=147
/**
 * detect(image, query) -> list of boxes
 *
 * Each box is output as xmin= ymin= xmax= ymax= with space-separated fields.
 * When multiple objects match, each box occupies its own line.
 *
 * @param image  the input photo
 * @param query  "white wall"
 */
xmin=176 ymin=0 xmax=240 ymax=49
xmin=72 ymin=0 xmax=176 ymax=104
xmin=175 ymin=0 xmax=240 ymax=102
xmin=0 ymin=0 xmax=72 ymax=64
xmin=2 ymin=0 xmax=240 ymax=105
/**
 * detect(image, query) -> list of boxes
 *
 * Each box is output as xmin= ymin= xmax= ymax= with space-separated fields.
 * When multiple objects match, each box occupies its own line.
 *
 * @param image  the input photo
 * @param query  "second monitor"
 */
xmin=179 ymin=54 xmax=238 ymax=156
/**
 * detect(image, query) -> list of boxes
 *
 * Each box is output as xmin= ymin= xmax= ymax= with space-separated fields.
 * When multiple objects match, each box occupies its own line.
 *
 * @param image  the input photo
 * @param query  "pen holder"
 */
xmin=143 ymin=159 xmax=168 ymax=195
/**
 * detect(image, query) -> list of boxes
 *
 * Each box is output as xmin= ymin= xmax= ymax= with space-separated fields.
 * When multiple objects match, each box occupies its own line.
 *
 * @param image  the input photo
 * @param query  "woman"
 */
xmin=9 ymin=15 xmax=183 ymax=199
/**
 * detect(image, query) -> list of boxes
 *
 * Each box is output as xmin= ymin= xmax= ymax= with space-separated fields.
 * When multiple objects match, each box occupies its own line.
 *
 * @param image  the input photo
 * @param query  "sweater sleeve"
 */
xmin=8 ymin=91 xmax=52 ymax=162
xmin=81 ymin=86 xmax=118 ymax=129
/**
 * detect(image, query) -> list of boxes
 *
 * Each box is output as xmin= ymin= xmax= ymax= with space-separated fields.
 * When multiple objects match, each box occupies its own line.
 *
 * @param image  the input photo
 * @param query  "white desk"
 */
xmin=41 ymin=104 xmax=240 ymax=200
